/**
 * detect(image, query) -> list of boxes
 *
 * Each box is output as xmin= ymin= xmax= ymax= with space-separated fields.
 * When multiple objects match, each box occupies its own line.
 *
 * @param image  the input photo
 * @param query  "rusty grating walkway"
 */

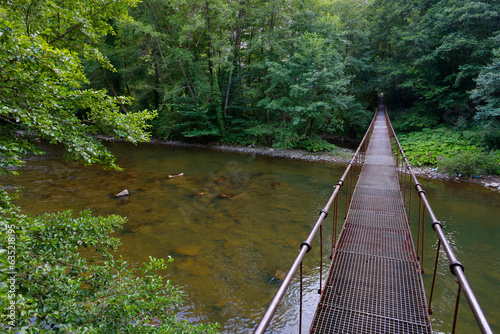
xmin=309 ymin=110 xmax=432 ymax=333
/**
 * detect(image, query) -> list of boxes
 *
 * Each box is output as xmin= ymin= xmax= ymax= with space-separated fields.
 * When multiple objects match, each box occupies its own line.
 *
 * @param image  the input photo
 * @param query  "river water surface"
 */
xmin=1 ymin=141 xmax=499 ymax=333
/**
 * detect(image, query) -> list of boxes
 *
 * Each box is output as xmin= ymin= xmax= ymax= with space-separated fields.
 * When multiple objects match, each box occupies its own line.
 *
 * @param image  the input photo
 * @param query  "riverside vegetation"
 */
xmin=0 ymin=0 xmax=499 ymax=332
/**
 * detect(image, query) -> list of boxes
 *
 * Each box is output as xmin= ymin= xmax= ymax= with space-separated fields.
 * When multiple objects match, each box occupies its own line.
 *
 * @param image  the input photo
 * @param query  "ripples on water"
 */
xmin=1 ymin=141 xmax=499 ymax=333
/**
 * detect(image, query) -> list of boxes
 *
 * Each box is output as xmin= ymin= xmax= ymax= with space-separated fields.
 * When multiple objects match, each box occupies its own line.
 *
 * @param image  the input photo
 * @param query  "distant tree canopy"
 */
xmin=88 ymin=0 xmax=374 ymax=149
xmin=78 ymin=0 xmax=500 ymax=150
xmin=368 ymin=0 xmax=500 ymax=135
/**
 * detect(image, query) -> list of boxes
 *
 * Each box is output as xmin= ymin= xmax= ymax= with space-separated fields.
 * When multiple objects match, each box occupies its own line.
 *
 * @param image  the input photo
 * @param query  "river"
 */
xmin=1 ymin=141 xmax=498 ymax=333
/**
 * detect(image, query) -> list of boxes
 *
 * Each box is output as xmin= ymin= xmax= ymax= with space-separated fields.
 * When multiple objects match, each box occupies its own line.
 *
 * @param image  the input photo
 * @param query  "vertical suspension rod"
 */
xmin=385 ymin=109 xmax=493 ymax=334
xmin=253 ymin=110 xmax=378 ymax=334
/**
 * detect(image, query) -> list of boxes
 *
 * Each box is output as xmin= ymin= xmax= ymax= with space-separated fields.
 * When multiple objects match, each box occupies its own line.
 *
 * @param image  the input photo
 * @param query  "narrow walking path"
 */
xmin=309 ymin=109 xmax=432 ymax=333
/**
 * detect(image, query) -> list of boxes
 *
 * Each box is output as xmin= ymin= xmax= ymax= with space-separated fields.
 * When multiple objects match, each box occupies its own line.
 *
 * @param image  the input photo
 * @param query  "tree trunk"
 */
xmin=177 ymin=60 xmax=196 ymax=99
xmin=223 ymin=6 xmax=244 ymax=116
xmin=153 ymin=48 xmax=164 ymax=110
xmin=100 ymin=67 xmax=128 ymax=113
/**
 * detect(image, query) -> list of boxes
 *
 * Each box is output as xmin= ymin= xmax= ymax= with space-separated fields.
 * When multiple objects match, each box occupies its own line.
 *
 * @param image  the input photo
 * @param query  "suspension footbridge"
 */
xmin=253 ymin=97 xmax=493 ymax=334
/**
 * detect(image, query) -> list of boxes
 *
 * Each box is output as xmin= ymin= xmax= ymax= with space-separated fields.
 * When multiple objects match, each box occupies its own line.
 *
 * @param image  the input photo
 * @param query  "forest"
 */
xmin=0 ymin=0 xmax=499 ymax=332
xmin=2 ymin=0 xmax=500 ymax=172
xmin=86 ymin=0 xmax=500 ymax=175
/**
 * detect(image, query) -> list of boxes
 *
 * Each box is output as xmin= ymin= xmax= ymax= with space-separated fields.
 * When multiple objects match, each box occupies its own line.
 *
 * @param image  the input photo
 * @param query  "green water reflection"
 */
xmin=1 ymin=141 xmax=498 ymax=333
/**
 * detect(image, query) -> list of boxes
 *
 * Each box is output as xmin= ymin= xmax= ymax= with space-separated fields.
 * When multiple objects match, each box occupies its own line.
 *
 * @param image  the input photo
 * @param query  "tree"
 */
xmin=471 ymin=34 xmax=500 ymax=148
xmin=0 ymin=2 xmax=217 ymax=332
xmin=369 ymin=0 xmax=500 ymax=123
xmin=99 ymin=0 xmax=370 ymax=146
xmin=0 ymin=2 xmax=156 ymax=171
xmin=256 ymin=30 xmax=353 ymax=148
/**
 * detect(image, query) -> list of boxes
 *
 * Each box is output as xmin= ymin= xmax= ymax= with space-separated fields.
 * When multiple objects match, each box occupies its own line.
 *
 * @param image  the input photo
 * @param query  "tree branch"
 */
xmin=48 ymin=1 xmax=113 ymax=45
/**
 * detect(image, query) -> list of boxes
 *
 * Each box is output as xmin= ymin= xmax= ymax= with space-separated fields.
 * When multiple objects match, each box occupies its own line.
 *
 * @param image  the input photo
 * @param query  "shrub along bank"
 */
xmin=398 ymin=128 xmax=500 ymax=177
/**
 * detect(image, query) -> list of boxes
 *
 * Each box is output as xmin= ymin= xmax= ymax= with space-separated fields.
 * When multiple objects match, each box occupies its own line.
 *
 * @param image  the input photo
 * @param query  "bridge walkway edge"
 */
xmin=309 ymin=110 xmax=432 ymax=334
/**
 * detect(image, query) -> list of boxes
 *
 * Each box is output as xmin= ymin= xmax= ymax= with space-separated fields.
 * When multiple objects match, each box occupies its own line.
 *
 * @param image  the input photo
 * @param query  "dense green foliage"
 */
xmin=0 ymin=1 xmax=217 ymax=332
xmin=88 ymin=0 xmax=373 ymax=149
xmin=368 ymin=0 xmax=500 ymax=175
xmin=398 ymin=128 xmax=500 ymax=176
xmin=79 ymin=0 xmax=500 ymax=158
xmin=1 ymin=0 xmax=500 ymax=330
xmin=0 ymin=2 xmax=156 ymax=171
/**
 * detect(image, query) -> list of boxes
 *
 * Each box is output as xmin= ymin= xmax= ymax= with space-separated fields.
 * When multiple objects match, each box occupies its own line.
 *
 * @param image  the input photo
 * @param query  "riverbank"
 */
xmin=96 ymin=135 xmax=500 ymax=192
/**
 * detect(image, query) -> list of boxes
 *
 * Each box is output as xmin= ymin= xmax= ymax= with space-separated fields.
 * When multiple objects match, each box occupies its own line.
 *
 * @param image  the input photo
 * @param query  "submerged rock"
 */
xmin=223 ymin=239 xmax=241 ymax=249
xmin=128 ymin=222 xmax=144 ymax=232
xmin=216 ymin=298 xmax=234 ymax=308
xmin=176 ymin=258 xmax=195 ymax=270
xmin=175 ymin=245 xmax=201 ymax=256
xmin=271 ymin=182 xmax=287 ymax=187
xmin=272 ymin=269 xmax=287 ymax=281
xmin=190 ymin=263 xmax=210 ymax=276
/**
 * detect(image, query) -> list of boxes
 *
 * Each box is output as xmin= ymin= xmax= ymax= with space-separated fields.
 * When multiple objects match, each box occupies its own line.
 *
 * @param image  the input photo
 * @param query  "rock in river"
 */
xmin=272 ymin=269 xmax=287 ymax=281
xmin=175 ymin=245 xmax=201 ymax=256
xmin=167 ymin=172 xmax=184 ymax=179
xmin=176 ymin=258 xmax=195 ymax=270
xmin=114 ymin=189 xmax=129 ymax=197
xmin=190 ymin=263 xmax=211 ymax=276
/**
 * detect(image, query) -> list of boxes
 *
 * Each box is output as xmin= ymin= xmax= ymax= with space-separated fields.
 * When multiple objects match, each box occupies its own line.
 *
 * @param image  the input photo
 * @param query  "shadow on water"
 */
xmin=1 ymin=141 xmax=499 ymax=333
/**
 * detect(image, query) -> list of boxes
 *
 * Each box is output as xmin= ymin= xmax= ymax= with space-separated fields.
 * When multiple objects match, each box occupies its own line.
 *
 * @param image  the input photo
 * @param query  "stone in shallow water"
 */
xmin=114 ymin=189 xmax=129 ymax=197
xmin=176 ymin=258 xmax=194 ymax=270
xmin=190 ymin=264 xmax=210 ymax=276
xmin=216 ymin=298 xmax=234 ymax=308
xmin=213 ymin=221 xmax=235 ymax=230
xmin=272 ymin=269 xmax=287 ymax=281
xmin=128 ymin=222 xmax=144 ymax=232
xmin=167 ymin=172 xmax=184 ymax=179
xmin=271 ymin=182 xmax=287 ymax=187
xmin=175 ymin=245 xmax=201 ymax=256
xmin=223 ymin=239 xmax=241 ymax=249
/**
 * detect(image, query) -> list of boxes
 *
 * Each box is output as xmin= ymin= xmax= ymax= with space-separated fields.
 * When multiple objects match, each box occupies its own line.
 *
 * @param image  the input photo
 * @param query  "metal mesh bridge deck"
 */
xmin=309 ymin=110 xmax=432 ymax=333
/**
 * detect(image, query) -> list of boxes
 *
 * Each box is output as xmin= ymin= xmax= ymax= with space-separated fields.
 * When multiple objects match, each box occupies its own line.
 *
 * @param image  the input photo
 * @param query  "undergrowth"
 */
xmin=398 ymin=128 xmax=500 ymax=176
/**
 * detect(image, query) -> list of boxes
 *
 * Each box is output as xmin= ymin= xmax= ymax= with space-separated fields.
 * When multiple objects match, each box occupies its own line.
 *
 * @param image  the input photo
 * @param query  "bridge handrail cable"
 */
xmin=253 ymin=110 xmax=378 ymax=334
xmin=253 ymin=105 xmax=493 ymax=334
xmin=384 ymin=106 xmax=493 ymax=334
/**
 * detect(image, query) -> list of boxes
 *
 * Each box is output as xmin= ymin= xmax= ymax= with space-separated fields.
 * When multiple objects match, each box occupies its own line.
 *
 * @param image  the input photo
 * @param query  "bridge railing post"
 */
xmin=253 ymin=109 xmax=379 ymax=334
xmin=384 ymin=106 xmax=493 ymax=334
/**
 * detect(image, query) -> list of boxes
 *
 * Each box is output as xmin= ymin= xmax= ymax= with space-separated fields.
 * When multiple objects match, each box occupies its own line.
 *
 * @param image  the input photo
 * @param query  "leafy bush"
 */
xmin=437 ymin=151 xmax=500 ymax=177
xmin=166 ymin=104 xmax=221 ymax=140
xmin=272 ymin=125 xmax=301 ymax=149
xmin=0 ymin=190 xmax=219 ymax=333
xmin=398 ymin=128 xmax=479 ymax=166
xmin=151 ymin=108 xmax=175 ymax=139
xmin=391 ymin=111 xmax=439 ymax=133
xmin=398 ymin=127 xmax=500 ymax=175
xmin=479 ymin=123 xmax=500 ymax=150
xmin=299 ymin=137 xmax=337 ymax=152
